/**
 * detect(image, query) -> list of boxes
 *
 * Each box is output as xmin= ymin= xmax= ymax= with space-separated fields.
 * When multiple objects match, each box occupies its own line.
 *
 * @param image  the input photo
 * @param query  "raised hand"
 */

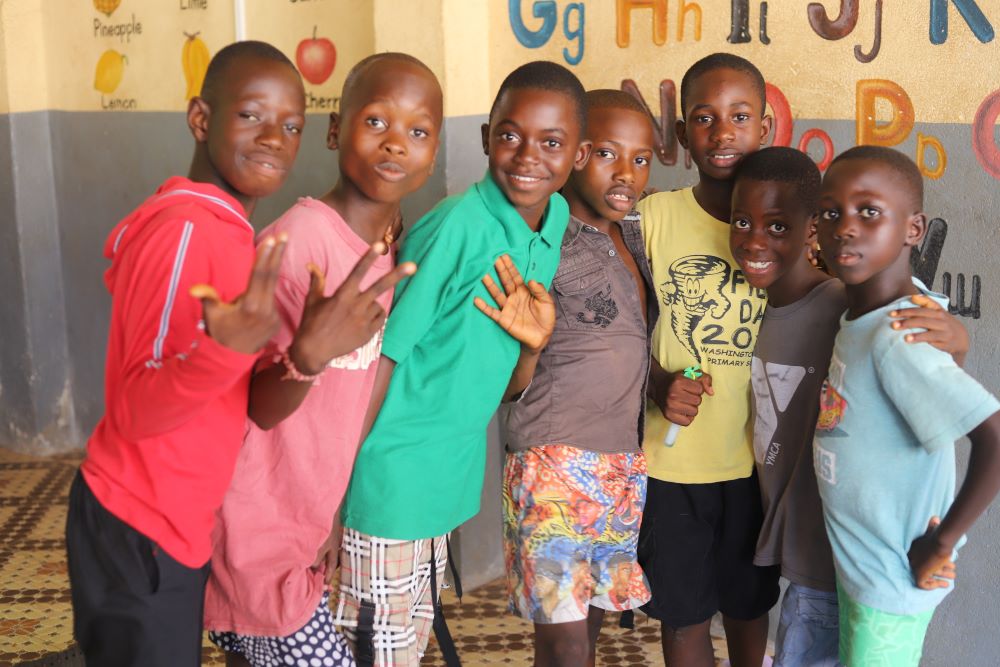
xmin=473 ymin=254 xmax=555 ymax=353
xmin=288 ymin=242 xmax=416 ymax=375
xmin=908 ymin=516 xmax=957 ymax=590
xmin=190 ymin=234 xmax=287 ymax=354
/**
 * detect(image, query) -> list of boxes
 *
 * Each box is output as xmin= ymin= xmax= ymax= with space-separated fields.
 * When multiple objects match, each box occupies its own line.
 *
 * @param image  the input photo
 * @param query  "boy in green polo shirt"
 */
xmin=335 ymin=61 xmax=591 ymax=666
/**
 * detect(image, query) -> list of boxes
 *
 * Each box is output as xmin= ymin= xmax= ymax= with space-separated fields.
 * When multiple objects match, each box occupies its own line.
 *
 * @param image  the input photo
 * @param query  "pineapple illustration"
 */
xmin=93 ymin=0 xmax=121 ymax=17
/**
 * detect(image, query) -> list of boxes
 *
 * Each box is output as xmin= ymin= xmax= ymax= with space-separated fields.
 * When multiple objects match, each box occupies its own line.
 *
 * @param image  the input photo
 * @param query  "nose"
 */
xmin=831 ymin=213 xmax=859 ymax=240
xmin=709 ymin=118 xmax=735 ymax=144
xmin=614 ymin=160 xmax=636 ymax=186
xmin=381 ymin=125 xmax=406 ymax=156
xmin=514 ymin=139 xmax=540 ymax=166
xmin=743 ymin=227 xmax=768 ymax=251
xmin=257 ymin=121 xmax=285 ymax=150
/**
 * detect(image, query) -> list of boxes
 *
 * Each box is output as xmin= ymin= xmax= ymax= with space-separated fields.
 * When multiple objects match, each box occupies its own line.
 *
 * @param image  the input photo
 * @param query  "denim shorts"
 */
xmin=774 ymin=582 xmax=841 ymax=667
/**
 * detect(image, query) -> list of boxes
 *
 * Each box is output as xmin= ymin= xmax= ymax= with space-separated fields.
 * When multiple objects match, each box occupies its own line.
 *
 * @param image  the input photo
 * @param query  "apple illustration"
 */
xmin=296 ymin=27 xmax=336 ymax=86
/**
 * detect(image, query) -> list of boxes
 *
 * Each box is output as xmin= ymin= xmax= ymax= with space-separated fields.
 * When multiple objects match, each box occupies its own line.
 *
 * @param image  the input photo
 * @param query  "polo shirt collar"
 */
xmin=475 ymin=170 xmax=565 ymax=248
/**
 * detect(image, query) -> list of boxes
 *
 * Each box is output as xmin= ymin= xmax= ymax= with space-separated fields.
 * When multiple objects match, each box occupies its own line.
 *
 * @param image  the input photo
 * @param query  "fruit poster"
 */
xmin=32 ymin=0 xmax=372 ymax=113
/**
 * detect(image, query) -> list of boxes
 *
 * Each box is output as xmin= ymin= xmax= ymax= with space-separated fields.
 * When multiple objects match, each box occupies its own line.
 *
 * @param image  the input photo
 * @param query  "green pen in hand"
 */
xmin=664 ymin=364 xmax=702 ymax=446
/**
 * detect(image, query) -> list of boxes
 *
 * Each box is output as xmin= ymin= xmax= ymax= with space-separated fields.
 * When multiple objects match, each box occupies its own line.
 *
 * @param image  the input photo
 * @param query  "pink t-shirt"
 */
xmin=204 ymin=198 xmax=394 ymax=636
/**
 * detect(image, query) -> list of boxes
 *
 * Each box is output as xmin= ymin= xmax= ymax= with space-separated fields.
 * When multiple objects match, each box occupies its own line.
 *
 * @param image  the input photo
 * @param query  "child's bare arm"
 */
xmin=472 ymin=255 xmax=555 ymax=401
xmin=646 ymin=356 xmax=714 ymax=426
xmin=247 ymin=243 xmax=415 ymax=430
xmin=890 ymin=294 xmax=969 ymax=366
xmin=908 ymin=410 xmax=1000 ymax=589
xmin=358 ymin=355 xmax=396 ymax=445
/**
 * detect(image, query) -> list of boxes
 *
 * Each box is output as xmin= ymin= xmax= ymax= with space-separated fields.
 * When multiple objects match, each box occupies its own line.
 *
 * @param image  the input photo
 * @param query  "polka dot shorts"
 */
xmin=209 ymin=592 xmax=355 ymax=667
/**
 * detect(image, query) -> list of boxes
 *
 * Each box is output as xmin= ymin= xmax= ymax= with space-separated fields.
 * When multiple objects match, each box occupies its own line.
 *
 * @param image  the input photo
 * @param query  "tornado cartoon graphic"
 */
xmin=660 ymin=255 xmax=732 ymax=362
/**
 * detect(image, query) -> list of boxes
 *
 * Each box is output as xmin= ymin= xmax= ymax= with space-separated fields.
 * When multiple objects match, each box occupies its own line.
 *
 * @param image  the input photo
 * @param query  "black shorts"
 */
xmin=65 ymin=471 xmax=210 ymax=667
xmin=637 ymin=469 xmax=780 ymax=628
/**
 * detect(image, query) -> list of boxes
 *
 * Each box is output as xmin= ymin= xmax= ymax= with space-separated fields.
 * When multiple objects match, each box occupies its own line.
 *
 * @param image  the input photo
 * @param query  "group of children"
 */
xmin=62 ymin=38 xmax=1000 ymax=667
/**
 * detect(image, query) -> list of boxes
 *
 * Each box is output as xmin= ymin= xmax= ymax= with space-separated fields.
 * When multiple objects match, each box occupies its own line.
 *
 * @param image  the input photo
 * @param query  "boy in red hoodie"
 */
xmin=64 ymin=41 xmax=406 ymax=667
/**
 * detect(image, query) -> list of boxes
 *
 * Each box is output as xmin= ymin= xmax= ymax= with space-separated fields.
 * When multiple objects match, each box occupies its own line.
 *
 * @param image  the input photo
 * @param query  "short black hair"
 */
xmin=200 ymin=40 xmax=299 ymax=104
xmin=735 ymin=146 xmax=821 ymax=213
xmin=680 ymin=52 xmax=766 ymax=116
xmin=586 ymin=88 xmax=651 ymax=117
xmin=341 ymin=52 xmax=439 ymax=114
xmin=828 ymin=145 xmax=924 ymax=209
xmin=489 ymin=61 xmax=587 ymax=133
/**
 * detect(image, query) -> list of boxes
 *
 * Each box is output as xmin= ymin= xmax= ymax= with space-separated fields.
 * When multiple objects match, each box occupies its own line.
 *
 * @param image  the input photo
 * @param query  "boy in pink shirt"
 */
xmin=203 ymin=53 xmax=443 ymax=667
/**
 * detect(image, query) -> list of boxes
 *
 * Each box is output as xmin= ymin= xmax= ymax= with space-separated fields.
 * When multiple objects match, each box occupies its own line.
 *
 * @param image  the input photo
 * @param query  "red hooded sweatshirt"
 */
xmin=81 ymin=176 xmax=260 ymax=568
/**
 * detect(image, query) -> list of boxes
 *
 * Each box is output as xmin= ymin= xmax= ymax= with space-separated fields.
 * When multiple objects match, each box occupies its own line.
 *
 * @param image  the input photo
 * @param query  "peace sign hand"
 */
xmin=189 ymin=234 xmax=286 ymax=355
xmin=288 ymin=242 xmax=416 ymax=375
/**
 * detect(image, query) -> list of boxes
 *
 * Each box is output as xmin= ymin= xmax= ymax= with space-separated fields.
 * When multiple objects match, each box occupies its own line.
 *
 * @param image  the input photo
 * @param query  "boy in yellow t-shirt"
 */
xmin=635 ymin=53 xmax=778 ymax=666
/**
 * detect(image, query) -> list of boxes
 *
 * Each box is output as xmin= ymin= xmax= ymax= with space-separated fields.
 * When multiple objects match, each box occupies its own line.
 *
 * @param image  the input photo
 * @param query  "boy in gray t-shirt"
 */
xmin=728 ymin=147 xmax=968 ymax=667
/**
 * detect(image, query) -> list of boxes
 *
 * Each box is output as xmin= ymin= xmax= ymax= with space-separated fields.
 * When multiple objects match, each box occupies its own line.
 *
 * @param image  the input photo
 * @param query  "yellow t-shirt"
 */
xmin=638 ymin=188 xmax=766 ymax=483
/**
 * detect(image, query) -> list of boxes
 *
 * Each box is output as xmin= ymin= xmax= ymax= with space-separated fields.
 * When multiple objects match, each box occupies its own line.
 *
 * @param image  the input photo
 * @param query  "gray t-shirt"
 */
xmin=505 ymin=213 xmax=657 ymax=453
xmin=751 ymin=278 xmax=845 ymax=590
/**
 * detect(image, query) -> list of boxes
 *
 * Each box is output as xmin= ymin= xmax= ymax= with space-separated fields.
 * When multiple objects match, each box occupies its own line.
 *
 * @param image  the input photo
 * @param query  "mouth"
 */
xmin=706 ymin=151 xmax=741 ymax=169
xmin=374 ymin=161 xmax=408 ymax=182
xmin=604 ymin=187 xmax=636 ymax=211
xmin=245 ymin=154 xmax=287 ymax=174
xmin=741 ymin=259 xmax=775 ymax=274
xmin=506 ymin=172 xmax=547 ymax=190
xmin=830 ymin=249 xmax=861 ymax=266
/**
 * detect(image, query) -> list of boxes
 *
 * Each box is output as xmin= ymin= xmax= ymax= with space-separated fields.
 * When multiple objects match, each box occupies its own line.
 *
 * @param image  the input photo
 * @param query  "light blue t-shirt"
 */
xmin=813 ymin=280 xmax=999 ymax=615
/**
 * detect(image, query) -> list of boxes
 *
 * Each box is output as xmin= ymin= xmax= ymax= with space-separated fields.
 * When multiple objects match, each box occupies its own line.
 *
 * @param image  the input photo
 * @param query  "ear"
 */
xmin=327 ymin=112 xmax=341 ymax=151
xmin=573 ymin=140 xmax=593 ymax=170
xmin=675 ymin=119 xmax=689 ymax=150
xmin=481 ymin=122 xmax=490 ymax=155
xmin=187 ymin=97 xmax=211 ymax=143
xmin=759 ymin=114 xmax=774 ymax=146
xmin=806 ymin=213 xmax=819 ymax=246
xmin=904 ymin=211 xmax=928 ymax=247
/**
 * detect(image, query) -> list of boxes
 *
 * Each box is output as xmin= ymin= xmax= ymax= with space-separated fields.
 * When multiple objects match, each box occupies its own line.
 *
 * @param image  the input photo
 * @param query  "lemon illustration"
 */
xmin=93 ymin=0 xmax=121 ymax=17
xmin=94 ymin=49 xmax=127 ymax=95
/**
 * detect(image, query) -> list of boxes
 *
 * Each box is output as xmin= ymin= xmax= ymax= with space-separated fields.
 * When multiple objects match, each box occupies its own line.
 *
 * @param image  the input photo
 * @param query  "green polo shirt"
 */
xmin=341 ymin=171 xmax=569 ymax=540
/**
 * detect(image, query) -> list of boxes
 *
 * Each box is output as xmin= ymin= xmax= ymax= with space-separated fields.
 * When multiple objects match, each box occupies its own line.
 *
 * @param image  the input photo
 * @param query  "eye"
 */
xmin=499 ymin=131 xmax=517 ymax=142
xmin=595 ymin=148 xmax=615 ymax=160
xmin=732 ymin=218 xmax=751 ymax=230
xmin=734 ymin=112 xmax=751 ymax=122
xmin=635 ymin=156 xmax=650 ymax=167
xmin=284 ymin=124 xmax=302 ymax=135
xmin=543 ymin=138 xmax=563 ymax=149
xmin=365 ymin=117 xmax=386 ymax=129
xmin=820 ymin=209 xmax=839 ymax=222
xmin=695 ymin=114 xmax=713 ymax=124
xmin=239 ymin=111 xmax=260 ymax=121
xmin=411 ymin=127 xmax=429 ymax=139
xmin=859 ymin=206 xmax=880 ymax=219
xmin=767 ymin=221 xmax=788 ymax=234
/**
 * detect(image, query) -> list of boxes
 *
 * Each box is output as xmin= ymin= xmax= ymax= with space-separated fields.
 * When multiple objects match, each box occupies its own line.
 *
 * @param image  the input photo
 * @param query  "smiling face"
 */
xmin=566 ymin=106 xmax=654 ymax=225
xmin=817 ymin=158 xmax=925 ymax=289
xmin=730 ymin=178 xmax=814 ymax=291
xmin=677 ymin=67 xmax=771 ymax=182
xmin=192 ymin=56 xmax=306 ymax=205
xmin=482 ymin=87 xmax=589 ymax=228
xmin=331 ymin=59 xmax=443 ymax=204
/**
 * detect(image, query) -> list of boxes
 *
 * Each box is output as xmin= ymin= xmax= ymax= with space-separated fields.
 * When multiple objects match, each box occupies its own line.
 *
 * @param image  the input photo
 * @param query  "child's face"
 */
xmin=817 ymin=159 xmax=925 ymax=286
xmin=729 ymin=179 xmax=814 ymax=291
xmin=198 ymin=58 xmax=306 ymax=200
xmin=330 ymin=60 xmax=443 ymax=203
xmin=567 ymin=107 xmax=654 ymax=223
xmin=482 ymin=88 xmax=589 ymax=226
xmin=677 ymin=67 xmax=771 ymax=182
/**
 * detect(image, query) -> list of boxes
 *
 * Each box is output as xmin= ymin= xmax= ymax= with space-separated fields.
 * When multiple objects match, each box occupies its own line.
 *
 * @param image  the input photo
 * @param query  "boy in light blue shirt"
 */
xmin=814 ymin=145 xmax=1000 ymax=666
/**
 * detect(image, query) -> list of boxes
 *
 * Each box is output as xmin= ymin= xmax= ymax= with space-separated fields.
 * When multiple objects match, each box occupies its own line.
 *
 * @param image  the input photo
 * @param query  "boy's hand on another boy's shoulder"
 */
xmin=474 ymin=254 xmax=555 ymax=353
xmin=908 ymin=516 xmax=957 ymax=590
xmin=890 ymin=294 xmax=969 ymax=366
xmin=656 ymin=370 xmax=714 ymax=427
xmin=190 ymin=235 xmax=287 ymax=355
xmin=290 ymin=242 xmax=417 ymax=375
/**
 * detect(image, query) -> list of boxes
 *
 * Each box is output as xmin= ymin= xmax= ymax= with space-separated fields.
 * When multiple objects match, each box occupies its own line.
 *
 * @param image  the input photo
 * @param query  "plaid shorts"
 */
xmin=503 ymin=445 xmax=650 ymax=624
xmin=333 ymin=528 xmax=448 ymax=667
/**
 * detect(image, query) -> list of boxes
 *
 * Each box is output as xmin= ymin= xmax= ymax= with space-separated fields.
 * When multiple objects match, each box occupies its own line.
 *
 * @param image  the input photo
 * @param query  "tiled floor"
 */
xmin=0 ymin=448 xmax=742 ymax=666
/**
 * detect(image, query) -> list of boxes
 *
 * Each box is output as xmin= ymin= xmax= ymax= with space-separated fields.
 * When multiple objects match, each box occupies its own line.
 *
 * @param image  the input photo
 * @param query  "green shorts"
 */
xmin=837 ymin=584 xmax=934 ymax=666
